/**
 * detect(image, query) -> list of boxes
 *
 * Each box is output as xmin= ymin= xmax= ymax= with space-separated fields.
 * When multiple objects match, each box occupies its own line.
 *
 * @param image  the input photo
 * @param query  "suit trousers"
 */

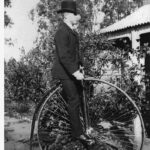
xmin=61 ymin=78 xmax=84 ymax=138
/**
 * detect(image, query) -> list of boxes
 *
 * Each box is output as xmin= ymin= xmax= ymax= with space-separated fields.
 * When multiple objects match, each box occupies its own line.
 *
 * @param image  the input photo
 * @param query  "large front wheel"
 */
xmin=36 ymin=77 xmax=145 ymax=150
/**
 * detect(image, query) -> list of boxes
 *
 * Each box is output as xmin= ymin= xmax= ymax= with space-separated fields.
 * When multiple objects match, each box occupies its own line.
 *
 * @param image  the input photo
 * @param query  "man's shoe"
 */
xmin=76 ymin=134 xmax=95 ymax=146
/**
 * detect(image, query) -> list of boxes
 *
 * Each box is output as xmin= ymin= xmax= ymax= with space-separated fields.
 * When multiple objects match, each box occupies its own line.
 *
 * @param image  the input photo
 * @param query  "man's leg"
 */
xmin=61 ymin=79 xmax=83 ymax=138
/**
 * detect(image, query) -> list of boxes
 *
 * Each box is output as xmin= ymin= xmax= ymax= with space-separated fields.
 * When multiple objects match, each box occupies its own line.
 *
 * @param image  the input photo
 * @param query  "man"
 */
xmin=52 ymin=0 xmax=94 ymax=145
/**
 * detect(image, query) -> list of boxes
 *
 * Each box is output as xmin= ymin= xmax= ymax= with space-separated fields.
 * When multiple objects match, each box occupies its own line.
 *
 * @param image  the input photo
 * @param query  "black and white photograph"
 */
xmin=4 ymin=0 xmax=150 ymax=150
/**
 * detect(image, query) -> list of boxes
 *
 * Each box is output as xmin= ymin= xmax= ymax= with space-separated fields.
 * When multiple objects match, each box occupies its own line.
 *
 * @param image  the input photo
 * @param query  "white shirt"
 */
xmin=64 ymin=20 xmax=74 ymax=30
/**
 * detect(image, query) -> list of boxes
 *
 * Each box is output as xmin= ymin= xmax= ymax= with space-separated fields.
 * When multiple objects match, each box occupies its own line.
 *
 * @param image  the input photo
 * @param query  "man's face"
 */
xmin=64 ymin=12 xmax=81 ymax=25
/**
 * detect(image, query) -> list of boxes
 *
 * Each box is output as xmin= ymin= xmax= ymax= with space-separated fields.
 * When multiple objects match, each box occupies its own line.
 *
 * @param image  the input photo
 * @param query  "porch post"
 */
xmin=131 ymin=30 xmax=140 ymax=50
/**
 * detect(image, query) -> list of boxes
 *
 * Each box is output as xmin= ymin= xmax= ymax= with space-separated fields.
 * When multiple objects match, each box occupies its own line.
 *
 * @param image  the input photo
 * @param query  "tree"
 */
xmin=4 ymin=0 xmax=13 ymax=27
xmin=101 ymin=0 xmax=139 ymax=27
xmin=4 ymin=0 xmax=14 ymax=46
xmin=4 ymin=55 xmax=47 ymax=114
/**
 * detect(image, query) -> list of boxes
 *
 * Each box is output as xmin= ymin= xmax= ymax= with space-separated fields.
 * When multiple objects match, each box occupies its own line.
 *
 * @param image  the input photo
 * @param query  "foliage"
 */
xmin=4 ymin=0 xmax=13 ymax=27
xmin=4 ymin=0 xmax=14 ymax=46
xmin=4 ymin=0 xmax=11 ymax=7
xmin=5 ymin=57 xmax=46 ymax=106
xmin=79 ymin=33 xmax=123 ymax=77
xmin=101 ymin=0 xmax=139 ymax=27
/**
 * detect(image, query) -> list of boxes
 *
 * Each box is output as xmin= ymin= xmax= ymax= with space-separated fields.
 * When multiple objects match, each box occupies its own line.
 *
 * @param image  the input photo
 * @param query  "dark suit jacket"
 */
xmin=52 ymin=22 xmax=83 ymax=79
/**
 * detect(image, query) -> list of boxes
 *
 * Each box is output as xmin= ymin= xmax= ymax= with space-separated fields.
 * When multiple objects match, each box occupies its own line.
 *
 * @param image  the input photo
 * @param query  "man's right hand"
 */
xmin=72 ymin=70 xmax=84 ymax=80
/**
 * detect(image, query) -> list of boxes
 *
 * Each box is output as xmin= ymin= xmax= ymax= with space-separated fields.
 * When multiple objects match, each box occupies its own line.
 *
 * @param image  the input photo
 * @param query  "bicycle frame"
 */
xmin=81 ymin=80 xmax=90 ymax=134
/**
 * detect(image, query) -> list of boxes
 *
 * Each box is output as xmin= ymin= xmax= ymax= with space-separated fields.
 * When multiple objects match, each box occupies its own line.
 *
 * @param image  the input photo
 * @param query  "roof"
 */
xmin=100 ymin=4 xmax=150 ymax=33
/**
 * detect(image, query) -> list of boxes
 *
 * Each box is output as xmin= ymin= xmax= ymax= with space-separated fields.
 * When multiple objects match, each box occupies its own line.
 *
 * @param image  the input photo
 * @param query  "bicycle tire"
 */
xmin=35 ymin=77 xmax=145 ymax=150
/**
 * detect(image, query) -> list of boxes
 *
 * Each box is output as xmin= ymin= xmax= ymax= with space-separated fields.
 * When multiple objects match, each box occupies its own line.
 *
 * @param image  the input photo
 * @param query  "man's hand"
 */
xmin=79 ymin=66 xmax=84 ymax=75
xmin=73 ymin=70 xmax=84 ymax=80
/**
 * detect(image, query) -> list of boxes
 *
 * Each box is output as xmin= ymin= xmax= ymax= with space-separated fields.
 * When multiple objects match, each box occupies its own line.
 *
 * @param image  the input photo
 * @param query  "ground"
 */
xmin=4 ymin=113 xmax=150 ymax=150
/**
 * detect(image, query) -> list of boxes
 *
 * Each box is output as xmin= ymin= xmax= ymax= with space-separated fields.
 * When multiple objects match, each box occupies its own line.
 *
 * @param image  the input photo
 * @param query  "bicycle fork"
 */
xmin=81 ymin=80 xmax=91 ymax=135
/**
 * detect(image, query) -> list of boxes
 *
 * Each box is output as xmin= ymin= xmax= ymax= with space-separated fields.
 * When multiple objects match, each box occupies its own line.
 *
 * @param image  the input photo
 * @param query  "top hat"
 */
xmin=57 ymin=0 xmax=77 ymax=15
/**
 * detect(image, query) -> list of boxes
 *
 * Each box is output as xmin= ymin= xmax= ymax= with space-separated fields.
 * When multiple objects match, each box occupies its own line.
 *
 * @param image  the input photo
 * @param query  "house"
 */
xmin=100 ymin=4 xmax=150 ymax=50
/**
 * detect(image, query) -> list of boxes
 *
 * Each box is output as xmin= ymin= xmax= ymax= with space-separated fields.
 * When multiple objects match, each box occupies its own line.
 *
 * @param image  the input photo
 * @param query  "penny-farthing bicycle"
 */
xmin=30 ymin=77 xmax=145 ymax=150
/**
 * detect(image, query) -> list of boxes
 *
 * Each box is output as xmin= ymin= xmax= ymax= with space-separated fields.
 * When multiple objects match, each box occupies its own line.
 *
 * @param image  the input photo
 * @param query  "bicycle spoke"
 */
xmin=41 ymin=106 xmax=69 ymax=120
xmin=106 ymin=111 xmax=135 ymax=122
xmin=47 ymin=97 xmax=68 ymax=115
xmin=95 ymin=134 xmax=136 ymax=150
